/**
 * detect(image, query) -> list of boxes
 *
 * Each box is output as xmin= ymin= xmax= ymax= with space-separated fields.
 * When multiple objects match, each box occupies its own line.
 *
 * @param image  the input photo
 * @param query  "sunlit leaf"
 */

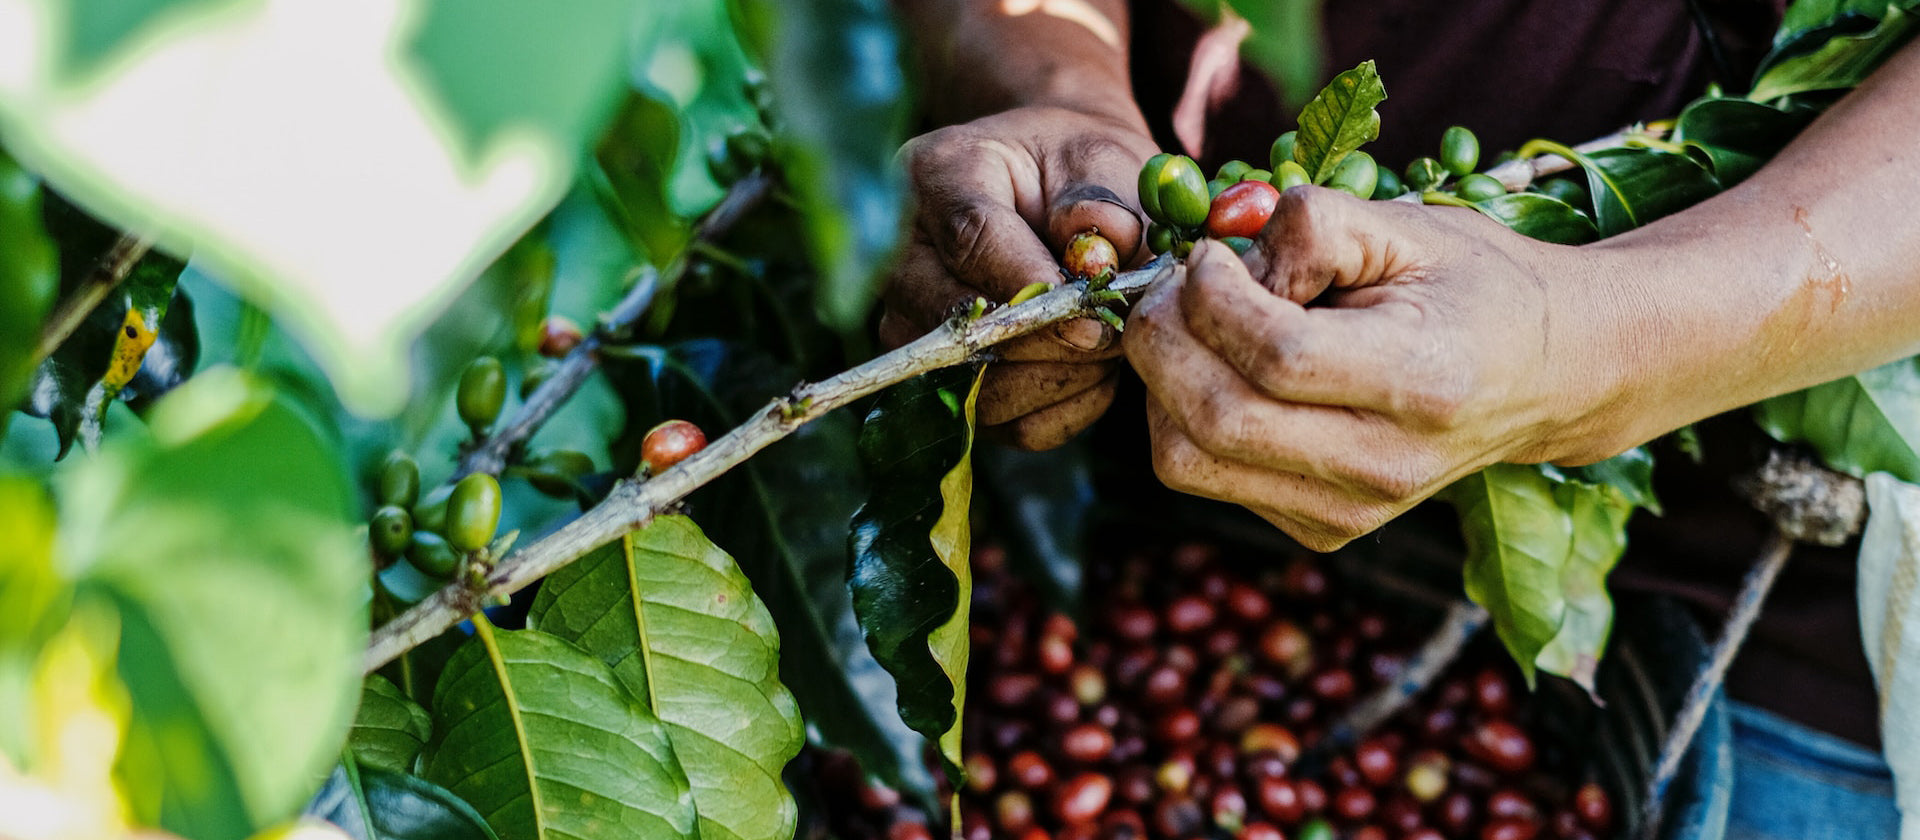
xmin=0 ymin=1 xmax=643 ymax=414
xmin=529 ymin=515 xmax=804 ymax=840
xmin=420 ymin=622 xmax=696 ymax=840
xmin=1446 ymin=463 xmax=1634 ymax=690
xmin=848 ymin=364 xmax=984 ymax=771
xmin=1291 ymin=60 xmax=1385 ymax=185
xmin=52 ymin=369 xmax=365 ymax=840
xmin=1547 ymin=446 xmax=1660 ymax=515
xmin=1755 ymin=356 xmax=1920 ymax=482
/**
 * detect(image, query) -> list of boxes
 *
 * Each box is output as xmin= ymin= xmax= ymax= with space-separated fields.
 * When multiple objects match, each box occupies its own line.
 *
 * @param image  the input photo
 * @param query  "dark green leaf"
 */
xmin=308 ymin=760 xmax=500 ymax=840
xmin=528 ymin=515 xmax=804 ymax=840
xmin=611 ymin=340 xmax=937 ymax=804
xmin=626 ymin=0 xmax=763 ymax=214
xmin=1754 ymin=356 xmax=1920 ymax=482
xmin=749 ymin=0 xmax=912 ymax=331
xmin=1446 ymin=464 xmax=1634 ymax=690
xmin=421 ymin=622 xmax=697 ymax=840
xmin=977 ymin=440 xmax=1095 ymax=610
xmin=594 ymin=94 xmax=692 ymax=264
xmin=1777 ymin=0 xmax=1891 ymax=45
xmin=1547 ymin=446 xmax=1661 ymax=514
xmin=1291 ymin=61 xmax=1386 ymax=185
xmin=0 ymin=152 xmax=57 ymax=425
xmin=351 ymin=676 xmax=433 ymax=774
xmin=1555 ymin=147 xmax=1721 ymax=238
xmin=59 ymin=370 xmax=365 ymax=840
xmin=1470 ymin=193 xmax=1598 ymax=246
xmin=1672 ymin=98 xmax=1816 ymax=185
xmin=849 ymin=364 xmax=984 ymax=770
xmin=1753 ymin=4 xmax=1920 ymax=100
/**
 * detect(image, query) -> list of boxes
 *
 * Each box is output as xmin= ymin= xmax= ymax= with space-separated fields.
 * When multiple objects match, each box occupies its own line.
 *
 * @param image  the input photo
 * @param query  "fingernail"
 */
xmin=1057 ymin=319 xmax=1115 ymax=351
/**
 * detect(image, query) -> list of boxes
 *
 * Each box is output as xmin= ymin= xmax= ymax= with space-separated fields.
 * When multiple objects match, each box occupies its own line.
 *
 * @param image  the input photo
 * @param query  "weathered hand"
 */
xmin=1125 ymin=187 xmax=1636 ymax=550
xmin=879 ymin=106 xmax=1159 ymax=449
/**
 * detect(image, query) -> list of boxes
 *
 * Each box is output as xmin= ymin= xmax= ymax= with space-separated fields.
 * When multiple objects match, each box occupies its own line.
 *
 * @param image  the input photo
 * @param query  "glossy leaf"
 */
xmin=1291 ymin=60 xmax=1386 ymax=185
xmin=0 ymin=152 xmax=57 ymax=424
xmin=977 ymin=441 xmax=1095 ymax=610
xmin=528 ymin=515 xmax=804 ymax=840
xmin=614 ymin=340 xmax=936 ymax=803
xmin=421 ymin=622 xmax=696 ymax=840
xmin=0 ymin=0 xmax=642 ymax=415
xmin=1755 ymin=3 xmax=1920 ymax=99
xmin=1471 ymin=193 xmax=1598 ymax=246
xmin=1556 ymin=146 xmax=1722 ymax=238
xmin=1754 ymin=356 xmax=1920 ymax=482
xmin=744 ymin=0 xmax=911 ymax=331
xmin=54 ymin=369 xmax=365 ymax=840
xmin=1547 ymin=446 xmax=1661 ymax=515
xmin=307 ymin=760 xmax=499 ymax=840
xmin=350 ymin=676 xmax=432 ymax=774
xmin=849 ymin=364 xmax=985 ymax=771
xmin=1446 ymin=463 xmax=1634 ymax=689
xmin=1672 ymin=97 xmax=1815 ymax=185
xmin=1776 ymin=0 xmax=1893 ymax=45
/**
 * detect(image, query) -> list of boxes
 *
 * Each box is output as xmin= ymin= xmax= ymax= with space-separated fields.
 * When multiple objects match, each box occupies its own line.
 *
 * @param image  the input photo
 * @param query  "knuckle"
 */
xmin=1345 ymin=457 xmax=1426 ymax=501
xmin=1312 ymin=503 xmax=1386 ymax=545
xmin=1184 ymin=390 xmax=1245 ymax=454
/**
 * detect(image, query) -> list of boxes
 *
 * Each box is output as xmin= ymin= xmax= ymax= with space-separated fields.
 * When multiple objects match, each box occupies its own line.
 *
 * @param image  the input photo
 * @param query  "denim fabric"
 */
xmin=1726 ymin=702 xmax=1899 ymax=840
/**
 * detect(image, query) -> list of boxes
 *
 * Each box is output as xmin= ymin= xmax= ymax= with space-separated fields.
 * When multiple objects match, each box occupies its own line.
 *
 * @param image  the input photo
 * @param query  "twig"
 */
xmin=455 ymin=171 xmax=776 ymax=480
xmin=364 ymin=253 xmax=1177 ymax=672
xmin=1633 ymin=529 xmax=1793 ymax=840
xmin=31 ymin=234 xmax=152 ymax=364
xmin=1484 ymin=126 xmax=1670 ymax=192
xmin=1314 ymin=601 xmax=1490 ymax=756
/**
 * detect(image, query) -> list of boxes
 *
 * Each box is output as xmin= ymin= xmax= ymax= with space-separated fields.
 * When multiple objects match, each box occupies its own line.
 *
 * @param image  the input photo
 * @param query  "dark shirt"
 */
xmin=1123 ymin=0 xmax=1880 ymax=748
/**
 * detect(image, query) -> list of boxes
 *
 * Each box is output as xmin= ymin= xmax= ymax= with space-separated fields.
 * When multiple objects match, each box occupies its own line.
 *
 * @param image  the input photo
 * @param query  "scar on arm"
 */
xmin=999 ymin=0 xmax=1122 ymax=49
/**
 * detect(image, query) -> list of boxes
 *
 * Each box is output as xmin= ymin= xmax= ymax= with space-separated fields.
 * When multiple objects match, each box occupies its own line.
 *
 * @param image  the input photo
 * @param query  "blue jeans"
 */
xmin=1727 ymin=703 xmax=1899 ymax=840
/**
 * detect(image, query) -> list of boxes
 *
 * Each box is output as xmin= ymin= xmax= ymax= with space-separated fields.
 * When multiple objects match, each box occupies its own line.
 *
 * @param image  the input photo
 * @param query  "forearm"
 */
xmin=893 ymin=0 xmax=1145 ymax=129
xmin=1576 ymin=40 xmax=1920 ymax=453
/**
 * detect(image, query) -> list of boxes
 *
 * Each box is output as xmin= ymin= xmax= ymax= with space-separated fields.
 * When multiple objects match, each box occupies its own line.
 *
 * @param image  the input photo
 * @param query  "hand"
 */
xmin=878 ymin=106 xmax=1159 ymax=450
xmin=1125 ymin=188 xmax=1639 ymax=550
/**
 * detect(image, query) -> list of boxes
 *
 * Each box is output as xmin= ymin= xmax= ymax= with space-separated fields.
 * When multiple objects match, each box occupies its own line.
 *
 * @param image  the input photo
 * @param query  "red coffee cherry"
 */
xmin=1062 ymin=231 xmax=1119 ymax=281
xmin=537 ymin=315 xmax=584 ymax=358
xmin=641 ymin=419 xmax=706 ymax=472
xmin=1205 ymin=180 xmax=1281 ymax=239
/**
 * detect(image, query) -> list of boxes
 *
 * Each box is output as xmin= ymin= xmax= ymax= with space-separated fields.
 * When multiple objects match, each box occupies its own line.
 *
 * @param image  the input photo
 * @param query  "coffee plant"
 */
xmin=1 ymin=0 xmax=1916 ymax=839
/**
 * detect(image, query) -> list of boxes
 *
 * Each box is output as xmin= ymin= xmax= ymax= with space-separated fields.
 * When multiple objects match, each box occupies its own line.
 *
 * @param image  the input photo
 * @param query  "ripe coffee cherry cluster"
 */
xmin=824 ymin=539 xmax=1616 ymax=840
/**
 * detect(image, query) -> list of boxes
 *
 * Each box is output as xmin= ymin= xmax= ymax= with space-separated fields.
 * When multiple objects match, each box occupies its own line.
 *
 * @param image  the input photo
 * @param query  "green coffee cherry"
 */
xmin=524 ymin=449 xmax=596 ymax=499
xmin=1216 ymin=160 xmax=1253 ymax=183
xmin=1147 ymin=223 xmax=1175 ymax=255
xmin=377 ymin=450 xmax=419 ymax=509
xmin=369 ymin=505 xmax=414 ymax=558
xmin=1156 ymin=155 xmax=1212 ymax=229
xmin=1296 ymin=818 xmax=1335 ymax=840
xmin=1220 ymin=236 xmax=1255 ymax=255
xmin=456 ymin=357 xmax=506 ymax=435
xmin=1405 ymin=157 xmax=1447 ymax=191
xmin=1137 ymin=153 xmax=1174 ymax=223
xmin=446 ymin=473 xmax=502 ymax=553
xmin=1207 ymin=178 xmax=1228 ymax=200
xmin=705 ymin=137 xmax=744 ymax=185
xmin=1439 ymin=126 xmax=1479 ymax=177
xmin=1275 ymin=160 xmax=1311 ymax=190
xmin=412 ymin=483 xmax=454 ymax=536
xmin=1269 ymin=131 xmax=1299 ymax=173
xmin=1371 ymin=164 xmax=1405 ymax=199
xmin=1242 ymin=169 xmax=1272 ymax=185
xmin=1455 ymin=173 xmax=1507 ymax=202
xmin=726 ymin=129 xmax=770 ymax=169
xmin=406 ymin=531 xmax=463 ymax=579
xmin=1535 ymin=177 xmax=1589 ymax=206
xmin=1327 ymin=152 xmax=1379 ymax=199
